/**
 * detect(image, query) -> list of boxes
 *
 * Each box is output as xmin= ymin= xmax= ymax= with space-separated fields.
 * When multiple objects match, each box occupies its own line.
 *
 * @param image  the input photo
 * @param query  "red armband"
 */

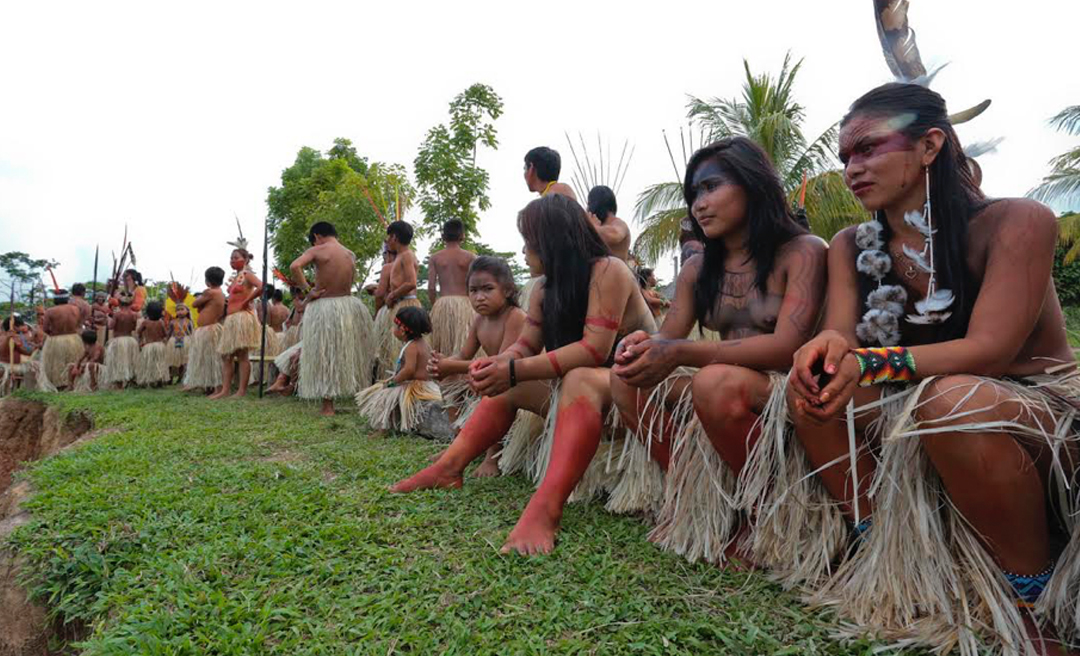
xmin=547 ymin=351 xmax=564 ymax=377
xmin=585 ymin=316 xmax=619 ymax=330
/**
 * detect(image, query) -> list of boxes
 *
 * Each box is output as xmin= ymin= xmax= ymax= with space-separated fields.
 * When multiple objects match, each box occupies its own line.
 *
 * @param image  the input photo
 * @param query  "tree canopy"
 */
xmin=266 ymin=139 xmax=413 ymax=287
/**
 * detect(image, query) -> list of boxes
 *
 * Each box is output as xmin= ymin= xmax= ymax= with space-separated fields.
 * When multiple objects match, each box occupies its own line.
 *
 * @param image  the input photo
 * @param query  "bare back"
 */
xmin=44 ymin=304 xmax=82 ymax=336
xmin=310 ymin=240 xmax=357 ymax=297
xmin=388 ymin=250 xmax=419 ymax=304
xmin=139 ymin=318 xmax=168 ymax=345
xmin=112 ymin=309 xmax=138 ymax=337
xmin=269 ymin=303 xmax=289 ymax=331
xmin=599 ymin=216 xmax=632 ymax=262
xmin=430 ymin=245 xmax=476 ymax=298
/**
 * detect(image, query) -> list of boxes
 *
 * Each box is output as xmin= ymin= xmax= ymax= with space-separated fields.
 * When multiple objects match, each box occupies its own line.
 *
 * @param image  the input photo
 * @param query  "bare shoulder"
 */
xmin=974 ymin=197 xmax=1057 ymax=241
xmin=591 ymin=255 xmax=634 ymax=282
xmin=828 ymin=225 xmax=859 ymax=258
xmin=430 ymin=249 xmax=446 ymax=264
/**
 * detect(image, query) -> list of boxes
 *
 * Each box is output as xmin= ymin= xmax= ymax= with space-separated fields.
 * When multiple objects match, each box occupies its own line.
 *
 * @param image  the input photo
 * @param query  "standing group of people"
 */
xmin=3 ymin=81 xmax=1079 ymax=653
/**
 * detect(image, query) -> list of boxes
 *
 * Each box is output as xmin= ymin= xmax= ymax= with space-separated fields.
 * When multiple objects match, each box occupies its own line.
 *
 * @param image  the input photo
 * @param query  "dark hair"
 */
xmin=684 ymin=137 xmax=806 ymax=329
xmin=442 ymin=219 xmax=465 ymax=242
xmin=72 ymin=283 xmax=86 ymax=296
xmin=3 ymin=316 xmax=25 ymax=330
xmin=525 ymin=147 xmax=561 ymax=182
xmin=272 ymin=289 xmax=284 ymax=302
xmin=308 ymin=221 xmax=337 ymax=245
xmin=394 ymin=306 xmax=431 ymax=340
xmin=53 ymin=294 xmax=69 ymax=305
xmin=468 ymin=256 xmax=519 ymax=307
xmin=636 ymin=267 xmax=654 ymax=289
xmin=205 ymin=266 xmax=225 ymax=286
xmin=123 ymin=269 xmax=144 ymax=286
xmin=81 ymin=329 xmax=98 ymax=344
xmin=518 ymin=195 xmax=610 ymax=350
xmin=843 ymin=83 xmax=986 ymax=342
xmin=587 ymin=185 xmax=618 ymax=221
xmin=232 ymin=248 xmax=253 ymax=262
xmin=264 ymin=283 xmax=276 ymax=297
xmin=387 ymin=220 xmax=414 ymax=246
xmin=146 ymin=301 xmax=164 ymax=321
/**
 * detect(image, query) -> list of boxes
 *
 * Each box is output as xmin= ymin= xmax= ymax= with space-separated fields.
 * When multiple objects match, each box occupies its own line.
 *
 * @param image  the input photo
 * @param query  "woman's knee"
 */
xmin=691 ymin=365 xmax=755 ymax=424
xmin=915 ymin=375 xmax=985 ymax=426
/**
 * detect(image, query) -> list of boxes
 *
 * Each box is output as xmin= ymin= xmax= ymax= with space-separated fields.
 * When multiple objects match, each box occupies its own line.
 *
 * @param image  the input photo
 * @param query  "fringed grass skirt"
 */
xmin=165 ymin=336 xmax=189 ymax=368
xmin=73 ymin=362 xmax=105 ymax=393
xmin=281 ymin=324 xmax=301 ymax=351
xmin=0 ymin=362 xmax=36 ymax=396
xmin=355 ymin=379 xmax=443 ymax=431
xmin=136 ymin=341 xmax=170 ymax=385
xmin=274 ymin=341 xmax=302 ymax=380
xmin=298 ymin=296 xmax=374 ymax=400
xmin=430 ymin=296 xmax=475 ymax=355
xmin=42 ymin=333 xmax=83 ymax=389
xmin=103 ymin=335 xmax=139 ymax=385
xmin=182 ymin=324 xmax=222 ymax=388
xmin=806 ymin=372 xmax=1080 ymax=655
xmin=217 ymin=310 xmax=260 ymax=355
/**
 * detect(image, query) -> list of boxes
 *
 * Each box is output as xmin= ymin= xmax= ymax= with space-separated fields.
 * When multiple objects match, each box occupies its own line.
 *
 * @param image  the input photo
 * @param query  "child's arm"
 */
xmin=392 ymin=342 xmax=420 ymax=385
xmin=454 ymin=317 xmax=482 ymax=360
xmin=496 ymin=309 xmax=527 ymax=355
xmin=429 ymin=354 xmax=471 ymax=379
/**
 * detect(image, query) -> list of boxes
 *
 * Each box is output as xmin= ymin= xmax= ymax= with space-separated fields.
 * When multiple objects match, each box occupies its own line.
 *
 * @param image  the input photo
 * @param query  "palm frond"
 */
xmin=793 ymin=171 xmax=869 ymax=241
xmin=634 ymin=182 xmax=685 ymax=223
xmin=1049 ymin=106 xmax=1080 ymax=136
xmin=632 ymin=209 xmax=687 ymax=265
xmin=1029 ymin=169 xmax=1080 ymax=207
xmin=1058 ymin=213 xmax=1080 ymax=263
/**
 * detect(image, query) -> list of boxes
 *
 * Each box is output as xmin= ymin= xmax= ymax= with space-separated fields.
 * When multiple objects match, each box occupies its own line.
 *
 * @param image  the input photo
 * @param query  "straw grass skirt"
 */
xmin=274 ymin=341 xmax=302 ymax=380
xmin=165 ymin=336 xmax=189 ymax=368
xmin=0 ymin=362 xmax=37 ymax=396
xmin=73 ymin=362 xmax=106 ymax=393
xmin=182 ymin=324 xmax=223 ymax=388
xmin=103 ymin=335 xmax=139 ymax=385
xmin=298 ymin=296 xmax=374 ymax=400
xmin=41 ymin=333 xmax=83 ymax=389
xmin=136 ymin=341 xmax=170 ymax=386
xmin=373 ymin=299 xmax=421 ymax=379
xmin=281 ymin=323 xmax=301 ymax=351
xmin=430 ymin=295 xmax=475 ymax=355
xmin=779 ymin=371 xmax=1080 ymax=656
xmin=217 ymin=310 xmax=260 ymax=355
xmin=355 ymin=379 xmax=442 ymax=431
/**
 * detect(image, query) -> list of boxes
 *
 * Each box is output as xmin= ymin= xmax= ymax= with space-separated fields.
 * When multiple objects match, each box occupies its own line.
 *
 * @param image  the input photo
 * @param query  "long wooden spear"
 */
xmin=258 ymin=214 xmax=270 ymax=398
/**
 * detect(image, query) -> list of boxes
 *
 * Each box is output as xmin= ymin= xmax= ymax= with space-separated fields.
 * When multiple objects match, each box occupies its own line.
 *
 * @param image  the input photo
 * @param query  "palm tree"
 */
xmin=633 ymin=53 xmax=866 ymax=264
xmin=1029 ymin=106 xmax=1080 ymax=209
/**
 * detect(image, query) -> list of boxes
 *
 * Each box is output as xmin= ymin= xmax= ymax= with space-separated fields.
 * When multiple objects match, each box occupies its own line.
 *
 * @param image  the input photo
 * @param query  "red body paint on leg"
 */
xmin=502 ymin=396 xmax=603 ymax=555
xmin=390 ymin=396 xmax=516 ymax=493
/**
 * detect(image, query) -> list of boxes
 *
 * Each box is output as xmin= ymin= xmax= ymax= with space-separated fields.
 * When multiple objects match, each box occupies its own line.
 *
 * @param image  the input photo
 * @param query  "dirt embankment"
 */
xmin=0 ymin=399 xmax=94 ymax=656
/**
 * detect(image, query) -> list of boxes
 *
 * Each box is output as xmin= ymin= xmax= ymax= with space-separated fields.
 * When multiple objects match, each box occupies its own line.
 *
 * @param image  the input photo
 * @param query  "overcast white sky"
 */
xmin=1 ymin=0 xmax=1077 ymax=292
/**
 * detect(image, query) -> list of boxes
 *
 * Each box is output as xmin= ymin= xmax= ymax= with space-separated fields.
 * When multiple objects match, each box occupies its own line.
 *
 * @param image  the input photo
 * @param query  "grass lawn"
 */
xmin=7 ymin=388 xmax=899 ymax=655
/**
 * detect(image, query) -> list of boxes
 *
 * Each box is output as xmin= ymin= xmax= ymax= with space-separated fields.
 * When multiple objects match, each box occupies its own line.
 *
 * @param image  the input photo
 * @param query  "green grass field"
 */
xmin=3 ymin=388 xmax=897 ymax=655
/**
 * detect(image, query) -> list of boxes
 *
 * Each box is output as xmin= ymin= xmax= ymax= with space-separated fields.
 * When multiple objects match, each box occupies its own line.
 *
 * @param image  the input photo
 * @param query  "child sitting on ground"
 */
xmin=136 ymin=301 xmax=170 ymax=387
xmin=428 ymin=256 xmax=526 ymax=476
xmin=69 ymin=330 xmax=106 ymax=392
xmin=355 ymin=306 xmax=441 ymax=434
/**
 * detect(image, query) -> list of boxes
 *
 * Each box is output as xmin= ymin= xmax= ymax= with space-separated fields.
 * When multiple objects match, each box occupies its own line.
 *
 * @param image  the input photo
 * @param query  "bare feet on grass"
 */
xmin=389 ymin=464 xmax=463 ymax=493
xmin=501 ymin=499 xmax=561 ymax=556
xmin=471 ymin=453 xmax=501 ymax=478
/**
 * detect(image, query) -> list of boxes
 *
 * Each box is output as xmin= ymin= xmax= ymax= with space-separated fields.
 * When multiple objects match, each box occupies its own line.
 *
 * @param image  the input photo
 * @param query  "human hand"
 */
xmin=788 ymin=330 xmax=850 ymax=406
xmin=613 ymin=331 xmax=650 ymax=366
xmin=790 ymin=353 xmax=860 ymax=423
xmin=469 ymin=357 xmax=510 ymax=397
xmin=427 ymin=351 xmax=446 ymax=380
xmin=612 ymin=337 xmax=681 ymax=388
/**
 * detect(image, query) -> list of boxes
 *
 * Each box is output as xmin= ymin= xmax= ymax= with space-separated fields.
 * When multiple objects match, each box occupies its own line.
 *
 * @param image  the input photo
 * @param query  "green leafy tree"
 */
xmin=0 ymin=251 xmax=59 ymax=314
xmin=266 ymin=139 xmax=413 ymax=289
xmin=634 ymin=54 xmax=866 ymax=264
xmin=1029 ymin=106 xmax=1080 ymax=209
xmin=413 ymin=84 xmax=504 ymax=238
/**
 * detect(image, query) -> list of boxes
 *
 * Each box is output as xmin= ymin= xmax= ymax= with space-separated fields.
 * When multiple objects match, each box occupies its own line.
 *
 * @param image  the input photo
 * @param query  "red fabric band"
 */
xmin=547 ymin=351 xmax=564 ymax=377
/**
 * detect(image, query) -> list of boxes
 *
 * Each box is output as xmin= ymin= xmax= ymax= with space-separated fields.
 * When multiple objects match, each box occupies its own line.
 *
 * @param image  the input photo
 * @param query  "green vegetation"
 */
xmin=6 ymin=389 xmax=887 ymax=655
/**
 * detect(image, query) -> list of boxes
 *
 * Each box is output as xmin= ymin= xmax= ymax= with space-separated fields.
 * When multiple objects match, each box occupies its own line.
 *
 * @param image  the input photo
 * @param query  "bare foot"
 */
xmin=230 ymin=390 xmax=247 ymax=399
xmin=320 ymin=399 xmax=335 ymax=416
xmin=207 ymin=389 xmax=228 ymax=400
xmin=1022 ymin=612 xmax=1077 ymax=656
xmin=501 ymin=502 xmax=561 ymax=556
xmin=389 ymin=464 xmax=463 ymax=493
xmin=471 ymin=455 xmax=501 ymax=478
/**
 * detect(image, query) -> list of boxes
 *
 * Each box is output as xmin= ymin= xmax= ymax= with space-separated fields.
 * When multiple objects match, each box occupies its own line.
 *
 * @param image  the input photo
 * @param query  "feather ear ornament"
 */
xmin=904 ymin=168 xmax=954 ymax=324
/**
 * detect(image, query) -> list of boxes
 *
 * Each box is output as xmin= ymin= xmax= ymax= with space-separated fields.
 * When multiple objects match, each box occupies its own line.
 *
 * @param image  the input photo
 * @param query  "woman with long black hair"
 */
xmin=391 ymin=193 xmax=655 ymax=555
xmin=609 ymin=136 xmax=827 ymax=569
xmin=788 ymin=82 xmax=1078 ymax=653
